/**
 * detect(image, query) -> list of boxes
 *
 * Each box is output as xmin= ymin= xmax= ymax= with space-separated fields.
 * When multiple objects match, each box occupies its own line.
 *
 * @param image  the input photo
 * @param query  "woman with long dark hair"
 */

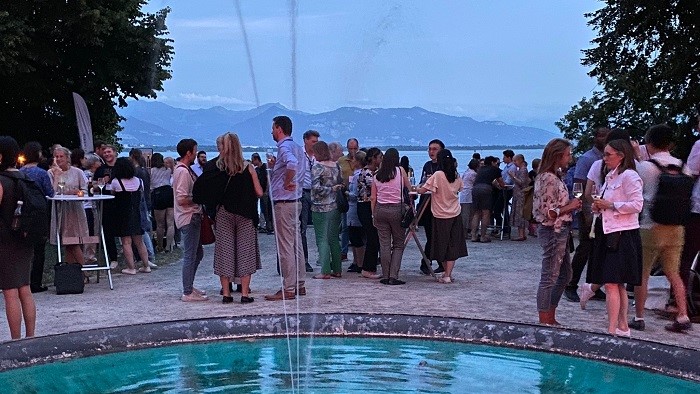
xmin=0 ymin=136 xmax=36 ymax=339
xmin=371 ymin=148 xmax=411 ymax=285
xmin=416 ymin=149 xmax=468 ymax=283
xmin=585 ymin=139 xmax=643 ymax=337
xmin=110 ymin=157 xmax=151 ymax=275
xmin=533 ymin=138 xmax=582 ymax=325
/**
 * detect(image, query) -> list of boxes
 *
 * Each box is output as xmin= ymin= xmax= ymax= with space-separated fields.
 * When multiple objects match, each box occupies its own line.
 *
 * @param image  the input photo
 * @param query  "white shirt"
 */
xmin=459 ymin=169 xmax=477 ymax=204
xmin=636 ymin=151 xmax=687 ymax=229
xmin=190 ymin=163 xmax=204 ymax=177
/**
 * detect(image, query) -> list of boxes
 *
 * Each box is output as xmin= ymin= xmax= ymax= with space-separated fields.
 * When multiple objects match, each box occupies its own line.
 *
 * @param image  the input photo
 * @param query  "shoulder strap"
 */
xmin=177 ymin=163 xmax=198 ymax=182
xmin=116 ymin=178 xmax=126 ymax=192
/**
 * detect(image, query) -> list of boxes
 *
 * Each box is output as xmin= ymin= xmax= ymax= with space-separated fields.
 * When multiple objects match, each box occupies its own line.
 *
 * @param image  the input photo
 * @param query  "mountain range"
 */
xmin=117 ymin=101 xmax=560 ymax=147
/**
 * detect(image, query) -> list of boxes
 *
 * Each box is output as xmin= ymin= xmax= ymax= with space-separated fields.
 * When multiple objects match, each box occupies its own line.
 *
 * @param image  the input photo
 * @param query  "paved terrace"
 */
xmin=1 ymin=228 xmax=698 ymax=350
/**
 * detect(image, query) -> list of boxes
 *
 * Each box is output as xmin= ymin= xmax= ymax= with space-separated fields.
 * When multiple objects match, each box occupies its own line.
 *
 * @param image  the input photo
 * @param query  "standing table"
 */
xmin=48 ymin=194 xmax=115 ymax=289
xmin=404 ymin=191 xmax=435 ymax=276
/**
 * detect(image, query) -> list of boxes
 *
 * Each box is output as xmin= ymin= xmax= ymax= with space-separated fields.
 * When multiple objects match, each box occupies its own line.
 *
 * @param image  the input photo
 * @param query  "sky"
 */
xmin=142 ymin=0 xmax=602 ymax=131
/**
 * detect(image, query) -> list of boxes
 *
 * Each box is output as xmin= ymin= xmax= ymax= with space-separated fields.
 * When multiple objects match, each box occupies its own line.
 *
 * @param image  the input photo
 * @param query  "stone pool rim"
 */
xmin=0 ymin=313 xmax=697 ymax=382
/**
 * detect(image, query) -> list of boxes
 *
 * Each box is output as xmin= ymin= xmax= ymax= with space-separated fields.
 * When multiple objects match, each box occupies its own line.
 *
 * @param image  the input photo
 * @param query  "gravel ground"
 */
xmin=1 ymin=227 xmax=698 ymax=350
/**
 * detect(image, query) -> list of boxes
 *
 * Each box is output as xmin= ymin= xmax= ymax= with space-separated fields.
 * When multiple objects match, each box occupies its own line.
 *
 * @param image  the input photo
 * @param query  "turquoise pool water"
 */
xmin=0 ymin=337 xmax=695 ymax=393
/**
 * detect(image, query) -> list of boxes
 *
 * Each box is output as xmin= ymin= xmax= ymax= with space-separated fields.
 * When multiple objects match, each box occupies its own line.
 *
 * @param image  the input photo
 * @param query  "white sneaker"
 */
xmin=121 ymin=268 xmax=137 ymax=275
xmin=579 ymin=283 xmax=595 ymax=310
xmin=181 ymin=292 xmax=209 ymax=302
xmin=148 ymin=261 xmax=158 ymax=268
xmin=193 ymin=287 xmax=207 ymax=296
xmin=438 ymin=276 xmax=452 ymax=284
xmin=110 ymin=261 xmax=119 ymax=269
xmin=138 ymin=266 xmax=151 ymax=273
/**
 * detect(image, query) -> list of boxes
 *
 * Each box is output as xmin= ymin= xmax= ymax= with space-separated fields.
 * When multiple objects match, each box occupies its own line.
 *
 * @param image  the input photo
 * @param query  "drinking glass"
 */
xmin=97 ymin=178 xmax=105 ymax=195
xmin=572 ymin=182 xmax=583 ymax=199
xmin=57 ymin=177 xmax=66 ymax=195
xmin=591 ymin=184 xmax=601 ymax=200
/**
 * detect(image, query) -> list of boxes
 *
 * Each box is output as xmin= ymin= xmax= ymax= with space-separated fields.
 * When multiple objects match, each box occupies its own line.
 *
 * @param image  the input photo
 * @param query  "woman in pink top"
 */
xmin=371 ymin=148 xmax=411 ymax=285
xmin=583 ymin=139 xmax=643 ymax=337
xmin=416 ymin=149 xmax=468 ymax=283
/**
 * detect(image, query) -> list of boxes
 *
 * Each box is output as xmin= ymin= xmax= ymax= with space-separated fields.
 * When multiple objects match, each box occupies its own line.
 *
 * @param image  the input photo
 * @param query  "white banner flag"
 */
xmin=72 ymin=92 xmax=94 ymax=152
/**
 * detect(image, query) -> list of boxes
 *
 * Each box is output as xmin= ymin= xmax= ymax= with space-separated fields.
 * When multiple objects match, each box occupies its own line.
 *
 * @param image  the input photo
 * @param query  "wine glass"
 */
xmin=572 ymin=182 xmax=583 ymax=199
xmin=57 ymin=176 xmax=66 ymax=195
xmin=96 ymin=178 xmax=105 ymax=195
xmin=591 ymin=184 xmax=601 ymax=200
xmin=265 ymin=148 xmax=275 ymax=168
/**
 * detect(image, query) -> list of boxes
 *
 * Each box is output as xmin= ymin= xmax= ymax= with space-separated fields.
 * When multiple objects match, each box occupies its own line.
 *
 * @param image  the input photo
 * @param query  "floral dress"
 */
xmin=510 ymin=166 xmax=530 ymax=229
xmin=533 ymin=171 xmax=571 ymax=233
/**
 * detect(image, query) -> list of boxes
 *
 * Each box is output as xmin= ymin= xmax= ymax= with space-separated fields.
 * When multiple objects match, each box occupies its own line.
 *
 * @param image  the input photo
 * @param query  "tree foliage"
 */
xmin=557 ymin=0 xmax=700 ymax=158
xmin=0 ymin=0 xmax=173 ymax=150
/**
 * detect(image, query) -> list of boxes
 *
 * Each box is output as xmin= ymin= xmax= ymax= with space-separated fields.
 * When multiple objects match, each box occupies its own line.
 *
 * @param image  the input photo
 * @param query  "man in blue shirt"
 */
xmin=265 ymin=115 xmax=307 ymax=301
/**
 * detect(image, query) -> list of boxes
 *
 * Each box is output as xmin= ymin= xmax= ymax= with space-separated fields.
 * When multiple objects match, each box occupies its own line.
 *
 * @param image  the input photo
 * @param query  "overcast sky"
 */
xmin=143 ymin=0 xmax=601 ymax=131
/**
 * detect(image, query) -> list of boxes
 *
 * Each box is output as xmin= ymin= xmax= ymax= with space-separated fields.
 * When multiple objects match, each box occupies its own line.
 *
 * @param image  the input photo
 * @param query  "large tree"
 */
xmin=557 ymin=0 xmax=700 ymax=158
xmin=0 ymin=0 xmax=173 ymax=150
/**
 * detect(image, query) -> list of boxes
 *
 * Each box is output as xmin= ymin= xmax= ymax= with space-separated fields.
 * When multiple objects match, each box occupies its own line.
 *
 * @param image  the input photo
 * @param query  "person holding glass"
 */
xmin=533 ymin=138 xmax=582 ymax=325
xmin=582 ymin=139 xmax=643 ymax=337
xmin=48 ymin=146 xmax=91 ymax=272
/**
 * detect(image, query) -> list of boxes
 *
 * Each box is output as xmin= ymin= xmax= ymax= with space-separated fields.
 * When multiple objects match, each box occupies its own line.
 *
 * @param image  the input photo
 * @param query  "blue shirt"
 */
xmin=20 ymin=165 xmax=55 ymax=197
xmin=270 ymin=136 xmax=304 ymax=201
xmin=573 ymin=146 xmax=603 ymax=181
xmin=501 ymin=162 xmax=516 ymax=185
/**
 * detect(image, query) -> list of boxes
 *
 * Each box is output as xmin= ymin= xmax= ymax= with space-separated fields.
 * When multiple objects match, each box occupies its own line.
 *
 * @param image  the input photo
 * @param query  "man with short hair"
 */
xmin=564 ymin=127 xmax=609 ymax=302
xmin=265 ymin=116 xmax=307 ymax=301
xmin=191 ymin=150 xmax=207 ymax=176
xmin=93 ymin=145 xmax=119 ymax=267
xmin=418 ymin=139 xmax=445 ymax=274
xmin=627 ymin=125 xmax=692 ymax=332
xmin=494 ymin=149 xmax=516 ymax=238
xmin=300 ymin=129 xmax=320 ymax=273
xmin=328 ymin=142 xmax=344 ymax=162
xmin=337 ymin=138 xmax=360 ymax=262
xmin=173 ymin=138 xmax=208 ymax=302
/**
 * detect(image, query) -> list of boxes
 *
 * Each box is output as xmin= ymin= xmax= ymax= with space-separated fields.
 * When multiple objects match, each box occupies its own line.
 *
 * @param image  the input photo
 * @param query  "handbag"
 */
xmin=54 ymin=263 xmax=85 ymax=295
xmin=334 ymin=164 xmax=349 ymax=213
xmin=400 ymin=171 xmax=415 ymax=228
xmin=200 ymin=213 xmax=216 ymax=245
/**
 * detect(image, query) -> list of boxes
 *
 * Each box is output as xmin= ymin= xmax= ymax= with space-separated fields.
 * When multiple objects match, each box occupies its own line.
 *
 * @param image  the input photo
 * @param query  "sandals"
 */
xmin=313 ymin=274 xmax=332 ymax=279
xmin=330 ymin=272 xmax=342 ymax=278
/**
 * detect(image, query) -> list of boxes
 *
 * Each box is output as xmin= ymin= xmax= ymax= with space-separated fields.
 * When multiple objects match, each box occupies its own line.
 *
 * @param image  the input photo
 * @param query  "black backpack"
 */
xmin=649 ymin=160 xmax=694 ymax=226
xmin=0 ymin=172 xmax=51 ymax=245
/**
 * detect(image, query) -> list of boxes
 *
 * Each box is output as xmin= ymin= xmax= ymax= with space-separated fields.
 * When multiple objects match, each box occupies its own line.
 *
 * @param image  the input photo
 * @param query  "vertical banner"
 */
xmin=72 ymin=92 xmax=94 ymax=153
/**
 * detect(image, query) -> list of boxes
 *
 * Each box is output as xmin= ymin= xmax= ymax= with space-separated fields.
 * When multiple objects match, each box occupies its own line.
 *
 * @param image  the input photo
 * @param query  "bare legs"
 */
xmin=155 ymin=208 xmax=175 ymax=250
xmin=64 ymin=245 xmax=85 ymax=265
xmin=121 ymin=235 xmax=150 ymax=269
xmin=442 ymin=260 xmax=455 ymax=279
xmin=604 ymin=283 xmax=629 ymax=334
xmin=3 ymin=285 xmax=36 ymax=340
xmin=220 ymin=275 xmax=251 ymax=298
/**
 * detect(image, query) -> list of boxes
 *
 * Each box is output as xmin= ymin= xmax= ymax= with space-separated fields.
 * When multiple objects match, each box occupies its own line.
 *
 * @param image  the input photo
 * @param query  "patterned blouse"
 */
xmin=356 ymin=167 xmax=375 ymax=203
xmin=533 ymin=171 xmax=572 ymax=233
xmin=311 ymin=162 xmax=342 ymax=213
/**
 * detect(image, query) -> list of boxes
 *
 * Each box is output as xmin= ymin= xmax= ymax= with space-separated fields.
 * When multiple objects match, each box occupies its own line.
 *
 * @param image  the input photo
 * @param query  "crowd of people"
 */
xmin=0 ymin=114 xmax=698 ymax=340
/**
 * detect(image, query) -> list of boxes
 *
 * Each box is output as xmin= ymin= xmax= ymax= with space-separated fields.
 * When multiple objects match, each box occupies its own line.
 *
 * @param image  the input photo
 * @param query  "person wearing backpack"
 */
xmin=19 ymin=142 xmax=55 ymax=293
xmin=0 ymin=136 xmax=37 ymax=339
xmin=630 ymin=124 xmax=693 ymax=333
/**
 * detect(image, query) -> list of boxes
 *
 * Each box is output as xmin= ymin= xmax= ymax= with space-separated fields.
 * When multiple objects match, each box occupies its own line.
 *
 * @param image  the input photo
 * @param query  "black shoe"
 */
xmin=347 ymin=263 xmax=361 ymax=273
xmin=305 ymin=262 xmax=314 ymax=272
xmin=379 ymin=279 xmax=390 ymax=285
xmin=434 ymin=266 xmax=445 ymax=274
xmin=592 ymin=289 xmax=606 ymax=300
xmin=665 ymin=320 xmax=692 ymax=333
xmin=629 ymin=318 xmax=645 ymax=331
xmin=222 ymin=296 xmax=234 ymax=304
xmin=241 ymin=296 xmax=254 ymax=304
xmin=31 ymin=285 xmax=48 ymax=293
xmin=420 ymin=265 xmax=431 ymax=276
xmin=564 ymin=287 xmax=580 ymax=302
xmin=388 ymin=278 xmax=406 ymax=285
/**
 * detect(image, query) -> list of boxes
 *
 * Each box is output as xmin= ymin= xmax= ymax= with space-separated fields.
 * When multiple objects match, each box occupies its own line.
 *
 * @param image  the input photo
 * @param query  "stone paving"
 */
xmin=1 ymin=227 xmax=698 ymax=350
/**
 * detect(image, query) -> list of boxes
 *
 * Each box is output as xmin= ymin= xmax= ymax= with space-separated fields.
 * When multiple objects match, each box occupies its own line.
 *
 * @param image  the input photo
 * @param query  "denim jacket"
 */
xmin=599 ymin=168 xmax=643 ymax=234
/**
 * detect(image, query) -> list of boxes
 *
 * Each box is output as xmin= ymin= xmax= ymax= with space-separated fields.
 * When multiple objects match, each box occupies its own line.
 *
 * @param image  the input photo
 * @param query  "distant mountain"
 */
xmin=117 ymin=101 xmax=560 ymax=147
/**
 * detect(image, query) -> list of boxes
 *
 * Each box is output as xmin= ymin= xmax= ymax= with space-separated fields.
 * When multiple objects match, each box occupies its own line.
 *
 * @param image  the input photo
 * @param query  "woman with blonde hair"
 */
xmin=212 ymin=132 xmax=263 ymax=303
xmin=533 ymin=138 xmax=582 ymax=325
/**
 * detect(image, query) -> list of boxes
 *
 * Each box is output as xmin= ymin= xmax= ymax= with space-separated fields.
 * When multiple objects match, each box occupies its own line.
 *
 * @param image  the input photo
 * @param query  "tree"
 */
xmin=558 ymin=0 xmax=700 ymax=158
xmin=0 ymin=0 xmax=173 ymax=151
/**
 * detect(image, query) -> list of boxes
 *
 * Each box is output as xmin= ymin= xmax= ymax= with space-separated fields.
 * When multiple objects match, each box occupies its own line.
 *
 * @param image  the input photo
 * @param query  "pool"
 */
xmin=1 ymin=314 xmax=698 ymax=391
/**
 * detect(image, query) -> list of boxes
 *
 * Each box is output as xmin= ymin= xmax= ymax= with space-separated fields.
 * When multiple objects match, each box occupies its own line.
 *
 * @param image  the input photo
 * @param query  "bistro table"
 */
xmin=404 ymin=191 xmax=435 ymax=276
xmin=47 ymin=194 xmax=115 ymax=290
